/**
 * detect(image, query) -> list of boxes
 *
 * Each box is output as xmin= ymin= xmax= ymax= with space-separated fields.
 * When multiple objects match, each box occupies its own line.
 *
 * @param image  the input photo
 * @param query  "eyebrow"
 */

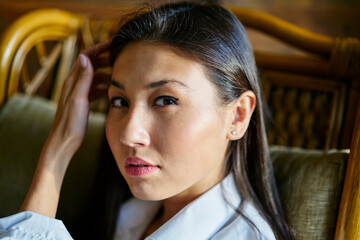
xmin=110 ymin=79 xmax=189 ymax=90
xmin=110 ymin=80 xmax=125 ymax=89
xmin=146 ymin=79 xmax=189 ymax=90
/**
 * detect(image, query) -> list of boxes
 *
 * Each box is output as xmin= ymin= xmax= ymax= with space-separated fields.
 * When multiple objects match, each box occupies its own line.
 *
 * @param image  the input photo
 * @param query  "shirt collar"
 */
xmin=114 ymin=173 xmax=240 ymax=240
xmin=114 ymin=198 xmax=162 ymax=240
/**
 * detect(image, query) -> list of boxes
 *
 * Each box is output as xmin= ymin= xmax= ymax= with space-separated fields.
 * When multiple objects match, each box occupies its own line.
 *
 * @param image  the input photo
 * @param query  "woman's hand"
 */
xmin=20 ymin=41 xmax=111 ymax=217
xmin=44 ymin=41 xmax=111 ymax=172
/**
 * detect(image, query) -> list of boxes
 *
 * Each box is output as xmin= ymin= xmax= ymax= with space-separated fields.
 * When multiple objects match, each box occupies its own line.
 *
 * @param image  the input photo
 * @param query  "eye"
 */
xmin=153 ymin=96 xmax=179 ymax=107
xmin=110 ymin=97 xmax=129 ymax=108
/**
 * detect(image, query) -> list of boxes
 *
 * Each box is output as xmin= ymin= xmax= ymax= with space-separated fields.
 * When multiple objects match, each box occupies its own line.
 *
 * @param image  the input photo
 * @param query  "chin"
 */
xmin=126 ymin=181 xmax=165 ymax=201
xmin=131 ymin=189 xmax=164 ymax=201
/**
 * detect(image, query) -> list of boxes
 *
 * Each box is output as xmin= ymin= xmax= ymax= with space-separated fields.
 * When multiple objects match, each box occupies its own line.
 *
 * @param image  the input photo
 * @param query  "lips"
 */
xmin=124 ymin=157 xmax=159 ymax=176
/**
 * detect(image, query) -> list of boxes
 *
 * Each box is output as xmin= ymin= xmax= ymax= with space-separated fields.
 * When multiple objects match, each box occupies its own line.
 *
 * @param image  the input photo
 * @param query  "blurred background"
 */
xmin=1 ymin=0 xmax=359 ymax=39
xmin=1 ymin=0 xmax=358 ymax=144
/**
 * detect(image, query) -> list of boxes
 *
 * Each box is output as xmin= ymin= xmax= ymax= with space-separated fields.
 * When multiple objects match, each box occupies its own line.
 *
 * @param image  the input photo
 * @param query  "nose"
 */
xmin=119 ymin=107 xmax=150 ymax=148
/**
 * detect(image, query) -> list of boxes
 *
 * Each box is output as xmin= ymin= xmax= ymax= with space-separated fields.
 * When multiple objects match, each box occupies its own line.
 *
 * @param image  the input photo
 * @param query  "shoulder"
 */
xmin=211 ymin=174 xmax=276 ymax=239
xmin=211 ymin=201 xmax=276 ymax=240
xmin=0 ymin=211 xmax=73 ymax=240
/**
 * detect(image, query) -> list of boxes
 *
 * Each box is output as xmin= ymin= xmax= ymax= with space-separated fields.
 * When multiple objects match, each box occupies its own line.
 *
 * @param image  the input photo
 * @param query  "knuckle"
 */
xmin=68 ymin=94 xmax=88 ymax=107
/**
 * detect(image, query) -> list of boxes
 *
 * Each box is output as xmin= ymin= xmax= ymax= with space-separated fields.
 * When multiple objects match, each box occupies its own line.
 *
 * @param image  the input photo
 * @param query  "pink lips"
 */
xmin=124 ymin=157 xmax=159 ymax=176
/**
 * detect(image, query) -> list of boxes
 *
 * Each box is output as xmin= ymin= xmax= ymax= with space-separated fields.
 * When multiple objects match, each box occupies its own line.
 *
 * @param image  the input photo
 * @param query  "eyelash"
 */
xmin=110 ymin=97 xmax=128 ymax=108
xmin=153 ymin=96 xmax=179 ymax=107
xmin=110 ymin=96 xmax=179 ymax=108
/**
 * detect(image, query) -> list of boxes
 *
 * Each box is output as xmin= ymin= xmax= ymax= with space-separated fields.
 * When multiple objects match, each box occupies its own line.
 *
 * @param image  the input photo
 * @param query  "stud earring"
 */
xmin=231 ymin=130 xmax=236 ymax=135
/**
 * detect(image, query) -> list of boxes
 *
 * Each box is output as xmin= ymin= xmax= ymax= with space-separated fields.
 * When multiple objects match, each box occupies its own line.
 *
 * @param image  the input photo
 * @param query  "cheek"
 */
xmin=105 ymin=115 xmax=129 ymax=175
xmin=155 ymin=106 xmax=226 ymax=167
xmin=105 ymin=114 xmax=122 ymax=158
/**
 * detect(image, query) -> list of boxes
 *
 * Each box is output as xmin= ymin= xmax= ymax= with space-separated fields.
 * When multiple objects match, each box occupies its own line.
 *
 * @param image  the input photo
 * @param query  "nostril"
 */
xmin=119 ymin=128 xmax=150 ymax=148
xmin=109 ymin=107 xmax=151 ymax=148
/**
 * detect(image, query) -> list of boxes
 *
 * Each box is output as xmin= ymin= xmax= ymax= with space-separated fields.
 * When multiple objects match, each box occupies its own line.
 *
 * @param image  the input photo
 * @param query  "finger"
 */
xmin=58 ymin=57 xmax=82 ymax=105
xmin=89 ymin=84 xmax=110 ymax=102
xmin=89 ymin=89 xmax=108 ymax=102
xmin=91 ymin=72 xmax=111 ymax=88
xmin=93 ymin=54 xmax=111 ymax=69
xmin=81 ymin=40 xmax=111 ymax=62
xmin=58 ymin=41 xmax=110 ymax=105
xmin=89 ymin=72 xmax=111 ymax=98
xmin=71 ymin=54 xmax=94 ymax=99
xmin=89 ymin=86 xmax=108 ymax=97
xmin=62 ymin=46 xmax=109 ymax=100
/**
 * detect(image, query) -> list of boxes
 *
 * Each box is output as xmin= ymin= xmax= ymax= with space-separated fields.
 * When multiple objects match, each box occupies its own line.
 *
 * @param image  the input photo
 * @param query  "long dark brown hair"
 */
xmin=106 ymin=2 xmax=293 ymax=239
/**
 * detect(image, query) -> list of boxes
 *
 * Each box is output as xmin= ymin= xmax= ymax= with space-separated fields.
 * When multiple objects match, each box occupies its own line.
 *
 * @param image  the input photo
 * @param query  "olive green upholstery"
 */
xmin=0 ymin=94 xmax=349 ymax=239
xmin=0 ymin=94 xmax=106 ymax=238
xmin=272 ymin=146 xmax=348 ymax=239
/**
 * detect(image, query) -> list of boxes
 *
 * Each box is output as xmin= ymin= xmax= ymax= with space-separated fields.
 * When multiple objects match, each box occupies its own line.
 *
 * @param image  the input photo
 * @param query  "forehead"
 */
xmin=111 ymin=42 xmax=209 ymax=89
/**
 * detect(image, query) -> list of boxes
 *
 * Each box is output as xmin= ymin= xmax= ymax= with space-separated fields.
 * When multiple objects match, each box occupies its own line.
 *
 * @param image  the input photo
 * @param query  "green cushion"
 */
xmin=0 ymin=94 xmax=106 ymax=227
xmin=271 ymin=146 xmax=349 ymax=240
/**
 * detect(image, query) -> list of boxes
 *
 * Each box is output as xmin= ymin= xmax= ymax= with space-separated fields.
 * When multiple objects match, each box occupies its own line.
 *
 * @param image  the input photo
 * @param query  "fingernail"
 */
xmin=79 ymin=54 xmax=87 ymax=68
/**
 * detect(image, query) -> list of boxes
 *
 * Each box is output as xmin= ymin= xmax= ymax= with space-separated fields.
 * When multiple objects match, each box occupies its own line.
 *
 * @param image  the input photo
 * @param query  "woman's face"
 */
xmin=106 ymin=42 xmax=232 ymax=201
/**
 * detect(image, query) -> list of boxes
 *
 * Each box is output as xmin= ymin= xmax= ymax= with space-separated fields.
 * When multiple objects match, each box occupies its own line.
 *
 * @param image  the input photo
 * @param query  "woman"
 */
xmin=0 ymin=2 xmax=293 ymax=239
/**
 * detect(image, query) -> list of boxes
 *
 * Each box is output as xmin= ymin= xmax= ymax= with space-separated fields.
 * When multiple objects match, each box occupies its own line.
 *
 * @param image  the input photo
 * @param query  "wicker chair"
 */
xmin=0 ymin=7 xmax=359 ymax=240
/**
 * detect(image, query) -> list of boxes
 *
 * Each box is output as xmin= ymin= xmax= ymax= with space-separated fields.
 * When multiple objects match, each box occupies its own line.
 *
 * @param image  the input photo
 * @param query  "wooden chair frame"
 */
xmin=229 ymin=6 xmax=360 ymax=149
xmin=0 ymin=9 xmax=82 ymax=105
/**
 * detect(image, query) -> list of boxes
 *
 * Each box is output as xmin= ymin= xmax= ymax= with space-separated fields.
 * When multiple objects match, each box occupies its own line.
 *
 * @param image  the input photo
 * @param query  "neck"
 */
xmin=145 ymin=173 xmax=225 ymax=237
xmin=160 ymin=175 xmax=222 ymax=224
xmin=161 ymin=193 xmax=198 ymax=223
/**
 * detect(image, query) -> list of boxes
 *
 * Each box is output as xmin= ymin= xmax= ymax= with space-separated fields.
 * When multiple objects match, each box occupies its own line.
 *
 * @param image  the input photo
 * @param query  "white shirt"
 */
xmin=0 ymin=211 xmax=73 ymax=239
xmin=0 ymin=174 xmax=275 ymax=239
xmin=114 ymin=174 xmax=276 ymax=240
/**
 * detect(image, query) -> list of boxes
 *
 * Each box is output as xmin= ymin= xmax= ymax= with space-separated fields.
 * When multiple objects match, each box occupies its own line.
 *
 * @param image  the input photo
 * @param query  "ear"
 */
xmin=227 ymin=91 xmax=256 ymax=140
